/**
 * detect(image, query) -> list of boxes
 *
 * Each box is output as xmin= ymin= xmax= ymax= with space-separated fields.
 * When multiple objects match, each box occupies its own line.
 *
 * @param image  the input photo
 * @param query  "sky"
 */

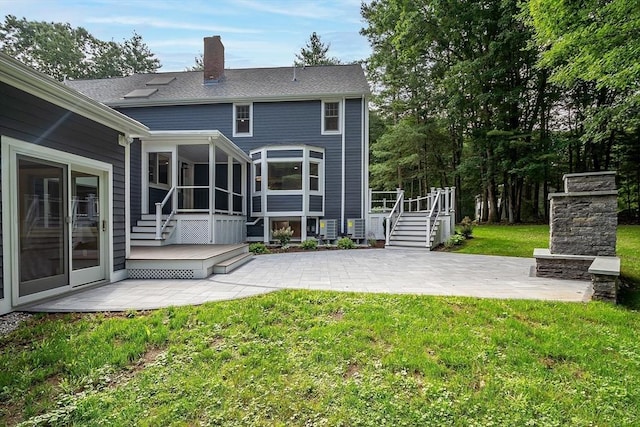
xmin=0 ymin=0 xmax=372 ymax=72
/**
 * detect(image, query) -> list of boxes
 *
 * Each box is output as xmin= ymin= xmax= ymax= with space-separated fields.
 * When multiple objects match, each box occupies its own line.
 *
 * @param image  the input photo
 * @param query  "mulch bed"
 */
xmin=264 ymin=240 xmax=385 ymax=254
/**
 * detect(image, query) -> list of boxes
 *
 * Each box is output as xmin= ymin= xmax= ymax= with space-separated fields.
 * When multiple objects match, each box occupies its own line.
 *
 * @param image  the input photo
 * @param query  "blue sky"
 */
xmin=0 ymin=0 xmax=371 ymax=71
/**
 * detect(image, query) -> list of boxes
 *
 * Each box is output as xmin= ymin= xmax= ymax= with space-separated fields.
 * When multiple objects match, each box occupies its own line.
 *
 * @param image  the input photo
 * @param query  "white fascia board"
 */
xmin=105 ymin=92 xmax=370 ymax=108
xmin=0 ymin=53 xmax=149 ymax=136
xmin=249 ymin=144 xmax=325 ymax=155
xmin=143 ymin=130 xmax=251 ymax=163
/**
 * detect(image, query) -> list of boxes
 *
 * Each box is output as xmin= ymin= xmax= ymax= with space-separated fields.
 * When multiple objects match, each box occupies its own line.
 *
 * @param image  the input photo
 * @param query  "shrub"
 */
xmin=367 ymin=232 xmax=378 ymax=247
xmin=249 ymin=242 xmax=270 ymax=254
xmin=301 ymin=239 xmax=318 ymax=250
xmin=444 ymin=233 xmax=466 ymax=249
xmin=272 ymin=226 xmax=294 ymax=247
xmin=459 ymin=216 xmax=474 ymax=238
xmin=337 ymin=237 xmax=357 ymax=249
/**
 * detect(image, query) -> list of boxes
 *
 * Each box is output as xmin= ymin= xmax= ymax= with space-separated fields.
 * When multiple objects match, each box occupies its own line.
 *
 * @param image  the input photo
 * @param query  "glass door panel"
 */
xmin=70 ymin=170 xmax=105 ymax=285
xmin=71 ymin=172 xmax=100 ymax=270
xmin=17 ymin=157 xmax=68 ymax=296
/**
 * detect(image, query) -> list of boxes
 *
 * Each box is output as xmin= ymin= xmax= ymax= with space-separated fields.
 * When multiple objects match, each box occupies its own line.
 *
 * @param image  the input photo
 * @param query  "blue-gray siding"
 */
xmin=309 ymin=195 xmax=323 ymax=212
xmin=344 ymin=99 xmax=363 ymax=222
xmin=1 ymin=82 xmax=128 ymax=277
xmin=267 ymin=149 xmax=303 ymax=158
xmin=267 ymin=195 xmax=303 ymax=211
xmin=247 ymin=223 xmax=263 ymax=237
xmin=119 ymin=98 xmax=364 ymax=228
xmin=252 ymin=196 xmax=261 ymax=213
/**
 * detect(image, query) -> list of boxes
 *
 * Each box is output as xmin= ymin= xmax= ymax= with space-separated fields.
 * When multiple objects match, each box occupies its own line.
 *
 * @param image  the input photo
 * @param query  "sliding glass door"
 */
xmin=17 ymin=157 xmax=106 ymax=298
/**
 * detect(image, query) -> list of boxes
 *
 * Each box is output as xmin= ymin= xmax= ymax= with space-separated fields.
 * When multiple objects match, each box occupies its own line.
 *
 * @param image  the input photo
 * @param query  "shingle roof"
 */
xmin=65 ymin=64 xmax=370 ymax=107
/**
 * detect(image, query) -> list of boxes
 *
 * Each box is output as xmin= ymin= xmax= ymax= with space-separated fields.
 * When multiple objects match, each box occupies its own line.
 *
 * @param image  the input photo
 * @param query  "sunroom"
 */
xmin=248 ymin=145 xmax=325 ymax=243
xmin=138 ymin=130 xmax=250 ymax=245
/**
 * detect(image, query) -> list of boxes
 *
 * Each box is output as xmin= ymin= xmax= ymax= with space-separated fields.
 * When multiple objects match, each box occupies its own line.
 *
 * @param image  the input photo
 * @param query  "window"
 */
xmin=309 ymin=162 xmax=319 ymax=191
xmin=322 ymin=101 xmax=340 ymax=134
xmin=268 ymin=162 xmax=302 ymax=190
xmin=234 ymin=103 xmax=252 ymax=136
xmin=271 ymin=219 xmax=302 ymax=240
xmin=148 ymin=152 xmax=171 ymax=187
xmin=254 ymin=163 xmax=262 ymax=192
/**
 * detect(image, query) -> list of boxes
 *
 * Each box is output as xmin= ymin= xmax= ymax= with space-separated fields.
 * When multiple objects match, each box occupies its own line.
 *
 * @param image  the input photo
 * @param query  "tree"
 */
xmin=0 ymin=15 xmax=160 ymax=80
xmin=295 ymin=32 xmax=341 ymax=66
xmin=528 ymin=0 xmax=640 ymax=93
xmin=528 ymin=0 xmax=640 ymax=220
xmin=186 ymin=53 xmax=204 ymax=71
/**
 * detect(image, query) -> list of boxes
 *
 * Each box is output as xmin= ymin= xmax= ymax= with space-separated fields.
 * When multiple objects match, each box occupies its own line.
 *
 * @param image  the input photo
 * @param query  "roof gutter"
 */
xmin=0 ymin=53 xmax=149 ymax=137
xmin=104 ymin=91 xmax=371 ymax=109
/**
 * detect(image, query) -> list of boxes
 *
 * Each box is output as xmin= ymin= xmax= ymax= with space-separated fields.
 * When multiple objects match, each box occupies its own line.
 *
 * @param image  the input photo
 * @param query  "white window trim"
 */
xmin=321 ymin=99 xmax=341 ymax=135
xmin=249 ymin=146 xmax=325 ymax=218
xmin=309 ymin=160 xmax=323 ymax=195
xmin=148 ymin=151 xmax=172 ymax=190
xmin=233 ymin=102 xmax=253 ymax=137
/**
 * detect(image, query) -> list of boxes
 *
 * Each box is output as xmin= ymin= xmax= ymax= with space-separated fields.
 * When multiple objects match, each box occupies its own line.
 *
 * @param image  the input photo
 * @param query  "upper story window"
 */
xmin=148 ymin=152 xmax=171 ymax=188
xmin=322 ymin=100 xmax=341 ymax=134
xmin=233 ymin=103 xmax=253 ymax=137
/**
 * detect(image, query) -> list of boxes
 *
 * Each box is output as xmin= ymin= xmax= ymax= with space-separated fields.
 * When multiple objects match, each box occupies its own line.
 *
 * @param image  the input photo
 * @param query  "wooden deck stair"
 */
xmin=126 ymin=244 xmax=252 ymax=279
xmin=131 ymin=214 xmax=176 ymax=247
xmin=387 ymin=212 xmax=438 ymax=249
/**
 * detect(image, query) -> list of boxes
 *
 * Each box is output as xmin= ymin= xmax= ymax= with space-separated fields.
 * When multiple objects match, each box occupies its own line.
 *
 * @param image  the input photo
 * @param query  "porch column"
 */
xmin=241 ymin=159 xmax=247 ymax=215
xmin=227 ymin=154 xmax=233 ymax=215
xmin=209 ymin=138 xmax=215 ymax=243
xmin=301 ymin=215 xmax=307 ymax=242
xmin=263 ymin=215 xmax=270 ymax=243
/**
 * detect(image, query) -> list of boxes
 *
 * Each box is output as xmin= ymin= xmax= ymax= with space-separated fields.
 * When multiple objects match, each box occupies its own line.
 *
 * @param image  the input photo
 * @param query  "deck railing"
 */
xmin=155 ymin=186 xmax=177 ymax=239
xmin=373 ymin=187 xmax=456 ymax=247
xmin=384 ymin=190 xmax=404 ymax=246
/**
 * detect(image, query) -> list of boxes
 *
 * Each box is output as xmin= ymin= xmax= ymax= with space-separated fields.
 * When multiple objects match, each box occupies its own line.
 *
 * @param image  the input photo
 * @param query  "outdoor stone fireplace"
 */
xmin=534 ymin=171 xmax=620 ymax=302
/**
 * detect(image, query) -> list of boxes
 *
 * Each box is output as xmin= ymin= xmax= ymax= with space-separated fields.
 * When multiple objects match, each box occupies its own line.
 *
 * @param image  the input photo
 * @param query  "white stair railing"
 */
xmin=426 ymin=188 xmax=443 ymax=248
xmin=385 ymin=190 xmax=404 ymax=246
xmin=155 ymin=186 xmax=177 ymax=240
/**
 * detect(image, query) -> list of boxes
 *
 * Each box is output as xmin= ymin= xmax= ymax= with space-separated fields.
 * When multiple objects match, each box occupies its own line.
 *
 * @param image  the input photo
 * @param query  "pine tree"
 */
xmin=295 ymin=32 xmax=341 ymax=66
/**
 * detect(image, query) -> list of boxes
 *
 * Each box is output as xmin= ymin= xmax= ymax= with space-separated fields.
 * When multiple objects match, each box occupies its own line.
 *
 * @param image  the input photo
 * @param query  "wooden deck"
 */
xmin=129 ymin=244 xmax=247 ymax=260
xmin=126 ymin=244 xmax=252 ymax=279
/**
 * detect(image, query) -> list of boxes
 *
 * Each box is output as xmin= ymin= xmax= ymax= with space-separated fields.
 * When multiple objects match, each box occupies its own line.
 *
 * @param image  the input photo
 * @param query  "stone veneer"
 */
xmin=549 ymin=172 xmax=617 ymax=257
xmin=534 ymin=171 xmax=620 ymax=302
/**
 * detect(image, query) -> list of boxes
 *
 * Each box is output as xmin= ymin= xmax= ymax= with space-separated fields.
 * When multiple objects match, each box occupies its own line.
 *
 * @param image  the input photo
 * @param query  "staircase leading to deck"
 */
xmin=387 ymin=212 xmax=439 ymax=249
xmin=131 ymin=214 xmax=176 ymax=247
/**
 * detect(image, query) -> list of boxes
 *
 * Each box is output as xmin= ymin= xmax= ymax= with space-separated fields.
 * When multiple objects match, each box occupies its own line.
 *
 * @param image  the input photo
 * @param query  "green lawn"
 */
xmin=2 ymin=291 xmax=640 ymax=426
xmin=2 ymin=225 xmax=640 ymax=425
xmin=453 ymin=224 xmax=640 ymax=284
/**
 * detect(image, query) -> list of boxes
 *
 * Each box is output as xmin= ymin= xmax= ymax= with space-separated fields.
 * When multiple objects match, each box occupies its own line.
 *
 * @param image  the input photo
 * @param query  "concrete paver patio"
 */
xmin=26 ymin=249 xmax=593 ymax=312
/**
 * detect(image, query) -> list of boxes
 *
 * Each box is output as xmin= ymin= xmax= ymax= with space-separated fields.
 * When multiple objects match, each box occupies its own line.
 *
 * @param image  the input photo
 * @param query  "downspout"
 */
xmin=341 ymin=97 xmax=346 ymax=234
xmin=362 ymin=94 xmax=369 ymax=221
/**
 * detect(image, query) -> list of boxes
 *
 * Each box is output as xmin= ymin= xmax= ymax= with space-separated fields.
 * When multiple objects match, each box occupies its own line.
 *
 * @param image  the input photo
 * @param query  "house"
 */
xmin=65 ymin=36 xmax=372 ymax=246
xmin=1 ymin=52 xmax=149 ymax=315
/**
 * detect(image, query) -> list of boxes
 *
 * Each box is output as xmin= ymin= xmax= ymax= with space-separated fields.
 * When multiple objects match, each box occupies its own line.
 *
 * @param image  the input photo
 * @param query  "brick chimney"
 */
xmin=203 ymin=36 xmax=224 ymax=83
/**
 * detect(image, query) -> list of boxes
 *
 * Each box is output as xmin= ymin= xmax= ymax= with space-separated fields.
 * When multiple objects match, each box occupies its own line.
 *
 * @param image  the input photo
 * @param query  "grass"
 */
xmin=2 ymin=224 xmax=639 ymax=425
xmin=2 ymin=291 xmax=640 ymax=426
xmin=452 ymin=224 xmax=640 ymax=283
